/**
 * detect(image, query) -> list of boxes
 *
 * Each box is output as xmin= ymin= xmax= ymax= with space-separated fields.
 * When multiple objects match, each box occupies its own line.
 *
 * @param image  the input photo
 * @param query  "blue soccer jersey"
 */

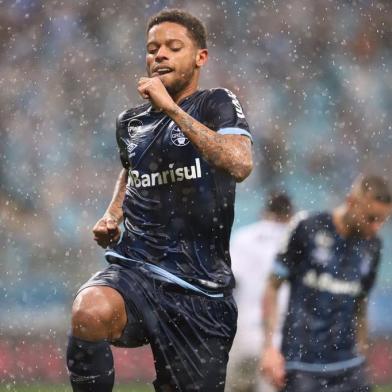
xmin=273 ymin=212 xmax=381 ymax=371
xmin=106 ymin=88 xmax=252 ymax=294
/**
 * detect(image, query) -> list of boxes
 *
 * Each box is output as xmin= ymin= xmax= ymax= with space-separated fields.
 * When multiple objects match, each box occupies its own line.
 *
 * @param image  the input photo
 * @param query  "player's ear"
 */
xmin=195 ymin=48 xmax=208 ymax=68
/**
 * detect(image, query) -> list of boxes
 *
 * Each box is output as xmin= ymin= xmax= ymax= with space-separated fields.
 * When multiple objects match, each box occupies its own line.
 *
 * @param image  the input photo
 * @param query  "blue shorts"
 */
xmin=281 ymin=364 xmax=372 ymax=392
xmin=78 ymin=262 xmax=238 ymax=392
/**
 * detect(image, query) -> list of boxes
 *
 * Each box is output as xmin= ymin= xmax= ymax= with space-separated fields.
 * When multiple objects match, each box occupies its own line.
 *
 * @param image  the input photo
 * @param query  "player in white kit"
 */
xmin=227 ymin=192 xmax=295 ymax=392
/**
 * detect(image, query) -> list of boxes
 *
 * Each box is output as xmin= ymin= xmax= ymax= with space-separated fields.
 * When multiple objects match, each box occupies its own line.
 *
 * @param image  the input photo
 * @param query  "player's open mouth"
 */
xmin=152 ymin=67 xmax=173 ymax=76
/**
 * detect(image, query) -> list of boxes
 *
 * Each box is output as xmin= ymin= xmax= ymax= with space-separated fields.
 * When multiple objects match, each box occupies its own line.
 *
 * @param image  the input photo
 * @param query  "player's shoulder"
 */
xmin=287 ymin=210 xmax=310 ymax=231
xmin=116 ymin=103 xmax=150 ymax=126
xmin=292 ymin=211 xmax=334 ymax=242
xmin=308 ymin=211 xmax=331 ymax=224
xmin=202 ymin=87 xmax=239 ymax=102
xmin=232 ymin=221 xmax=264 ymax=240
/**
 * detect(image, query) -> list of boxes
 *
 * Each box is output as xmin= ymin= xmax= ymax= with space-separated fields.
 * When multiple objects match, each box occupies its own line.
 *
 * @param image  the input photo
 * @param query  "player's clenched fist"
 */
xmin=260 ymin=346 xmax=286 ymax=389
xmin=92 ymin=215 xmax=121 ymax=248
xmin=137 ymin=77 xmax=175 ymax=112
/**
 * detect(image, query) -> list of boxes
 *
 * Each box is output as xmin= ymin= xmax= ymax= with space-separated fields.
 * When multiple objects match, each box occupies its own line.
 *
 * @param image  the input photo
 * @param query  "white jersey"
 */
xmin=230 ymin=219 xmax=290 ymax=359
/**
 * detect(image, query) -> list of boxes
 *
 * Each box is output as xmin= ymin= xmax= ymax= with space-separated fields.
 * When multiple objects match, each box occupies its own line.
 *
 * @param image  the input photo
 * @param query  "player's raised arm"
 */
xmin=167 ymin=102 xmax=252 ymax=182
xmin=138 ymin=77 xmax=253 ymax=182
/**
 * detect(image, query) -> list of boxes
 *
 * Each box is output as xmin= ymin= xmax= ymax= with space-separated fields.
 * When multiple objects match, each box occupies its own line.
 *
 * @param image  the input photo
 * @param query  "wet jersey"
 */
xmin=273 ymin=212 xmax=381 ymax=371
xmin=106 ymin=88 xmax=251 ymax=295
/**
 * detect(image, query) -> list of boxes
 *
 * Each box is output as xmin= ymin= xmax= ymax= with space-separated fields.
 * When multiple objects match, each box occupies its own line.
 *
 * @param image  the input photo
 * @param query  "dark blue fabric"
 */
xmin=275 ymin=212 xmax=381 ymax=367
xmin=78 ymin=262 xmax=238 ymax=391
xmin=67 ymin=336 xmax=114 ymax=392
xmin=113 ymin=88 xmax=250 ymax=292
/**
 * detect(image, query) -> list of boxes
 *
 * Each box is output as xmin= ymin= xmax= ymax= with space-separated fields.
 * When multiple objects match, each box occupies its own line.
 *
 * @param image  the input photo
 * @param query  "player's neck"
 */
xmin=172 ymin=85 xmax=198 ymax=104
xmin=172 ymin=74 xmax=200 ymax=104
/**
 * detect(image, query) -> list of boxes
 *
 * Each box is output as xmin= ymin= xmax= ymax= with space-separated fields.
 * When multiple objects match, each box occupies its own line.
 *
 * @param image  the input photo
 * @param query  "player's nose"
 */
xmin=155 ymin=45 xmax=170 ymax=61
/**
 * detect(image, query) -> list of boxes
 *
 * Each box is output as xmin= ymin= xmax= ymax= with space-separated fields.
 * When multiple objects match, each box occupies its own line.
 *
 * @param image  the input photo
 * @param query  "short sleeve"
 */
xmin=116 ymin=111 xmax=131 ymax=169
xmin=272 ymin=213 xmax=308 ymax=280
xmin=203 ymin=88 xmax=252 ymax=141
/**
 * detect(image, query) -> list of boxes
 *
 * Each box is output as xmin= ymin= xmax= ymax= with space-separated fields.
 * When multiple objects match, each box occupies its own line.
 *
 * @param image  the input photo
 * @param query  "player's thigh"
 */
xmin=72 ymin=285 xmax=127 ymax=341
xmin=151 ymin=291 xmax=237 ymax=391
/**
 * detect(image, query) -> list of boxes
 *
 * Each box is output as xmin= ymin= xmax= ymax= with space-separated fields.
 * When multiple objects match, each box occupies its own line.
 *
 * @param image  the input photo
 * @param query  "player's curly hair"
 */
xmin=147 ymin=9 xmax=207 ymax=49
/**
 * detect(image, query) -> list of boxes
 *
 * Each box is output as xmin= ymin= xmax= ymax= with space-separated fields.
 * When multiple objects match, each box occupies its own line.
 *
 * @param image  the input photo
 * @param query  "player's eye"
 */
xmin=170 ymin=46 xmax=182 ymax=52
xmin=147 ymin=46 xmax=158 ymax=54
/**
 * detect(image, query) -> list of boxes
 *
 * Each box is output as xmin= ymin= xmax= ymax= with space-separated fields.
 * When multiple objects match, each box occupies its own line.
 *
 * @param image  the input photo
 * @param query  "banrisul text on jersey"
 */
xmin=128 ymin=158 xmax=202 ymax=188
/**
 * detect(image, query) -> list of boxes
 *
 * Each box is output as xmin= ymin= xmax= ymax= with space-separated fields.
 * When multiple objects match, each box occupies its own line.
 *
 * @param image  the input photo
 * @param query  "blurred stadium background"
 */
xmin=1 ymin=0 xmax=391 ymax=390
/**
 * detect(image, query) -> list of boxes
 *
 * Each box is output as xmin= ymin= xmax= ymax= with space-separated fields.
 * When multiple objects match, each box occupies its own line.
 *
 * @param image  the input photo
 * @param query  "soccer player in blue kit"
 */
xmin=260 ymin=175 xmax=392 ymax=392
xmin=66 ymin=9 xmax=253 ymax=392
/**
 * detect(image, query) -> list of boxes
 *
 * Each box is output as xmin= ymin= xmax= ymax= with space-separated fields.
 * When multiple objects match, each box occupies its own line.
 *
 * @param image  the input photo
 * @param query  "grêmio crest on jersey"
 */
xmin=169 ymin=121 xmax=190 ymax=147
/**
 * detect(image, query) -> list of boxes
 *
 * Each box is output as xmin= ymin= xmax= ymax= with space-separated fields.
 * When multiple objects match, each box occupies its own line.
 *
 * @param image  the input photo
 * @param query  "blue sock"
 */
xmin=67 ymin=335 xmax=115 ymax=392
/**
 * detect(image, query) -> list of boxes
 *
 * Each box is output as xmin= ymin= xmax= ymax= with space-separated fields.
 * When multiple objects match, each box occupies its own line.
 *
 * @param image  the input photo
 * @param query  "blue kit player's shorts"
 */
xmin=282 ymin=365 xmax=372 ymax=392
xmin=77 ymin=262 xmax=238 ymax=392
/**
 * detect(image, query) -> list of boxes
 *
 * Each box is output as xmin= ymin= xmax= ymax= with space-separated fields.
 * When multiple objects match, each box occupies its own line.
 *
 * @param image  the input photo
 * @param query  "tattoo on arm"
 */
xmin=168 ymin=105 xmax=252 ymax=182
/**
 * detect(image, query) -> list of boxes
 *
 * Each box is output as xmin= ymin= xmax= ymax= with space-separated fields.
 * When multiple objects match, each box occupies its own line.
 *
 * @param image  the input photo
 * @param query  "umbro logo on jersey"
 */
xmin=170 ymin=126 xmax=190 ymax=146
xmin=121 ymin=138 xmax=138 ymax=157
xmin=125 ymin=119 xmax=144 ymax=157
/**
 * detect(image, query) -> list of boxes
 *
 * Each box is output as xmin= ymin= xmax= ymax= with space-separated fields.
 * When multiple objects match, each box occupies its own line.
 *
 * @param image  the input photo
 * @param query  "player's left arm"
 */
xmin=138 ymin=77 xmax=252 ymax=182
xmin=165 ymin=107 xmax=252 ymax=182
xmin=355 ymin=296 xmax=369 ymax=356
xmin=355 ymin=240 xmax=382 ymax=356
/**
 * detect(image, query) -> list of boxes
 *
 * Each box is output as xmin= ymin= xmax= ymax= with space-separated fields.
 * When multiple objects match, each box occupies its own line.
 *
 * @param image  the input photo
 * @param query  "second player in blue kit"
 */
xmin=66 ymin=9 xmax=253 ymax=392
xmin=261 ymin=175 xmax=392 ymax=392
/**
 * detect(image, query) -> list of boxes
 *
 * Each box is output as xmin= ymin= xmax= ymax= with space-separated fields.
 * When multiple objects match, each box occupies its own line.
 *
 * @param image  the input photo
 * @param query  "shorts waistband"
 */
xmin=105 ymin=250 xmax=230 ymax=299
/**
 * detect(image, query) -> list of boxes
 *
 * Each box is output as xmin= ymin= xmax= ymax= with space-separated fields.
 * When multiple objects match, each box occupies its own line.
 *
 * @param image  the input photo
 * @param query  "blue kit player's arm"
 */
xmin=261 ymin=213 xmax=308 ymax=388
xmin=262 ymin=214 xmax=308 ymax=344
xmin=355 ymin=242 xmax=381 ymax=356
xmin=138 ymin=77 xmax=253 ymax=182
xmin=272 ymin=212 xmax=308 ymax=281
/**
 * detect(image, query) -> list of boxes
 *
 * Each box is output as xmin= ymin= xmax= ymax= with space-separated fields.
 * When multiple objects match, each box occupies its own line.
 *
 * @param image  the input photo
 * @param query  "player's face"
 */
xmin=347 ymin=194 xmax=392 ymax=238
xmin=146 ymin=22 xmax=206 ymax=97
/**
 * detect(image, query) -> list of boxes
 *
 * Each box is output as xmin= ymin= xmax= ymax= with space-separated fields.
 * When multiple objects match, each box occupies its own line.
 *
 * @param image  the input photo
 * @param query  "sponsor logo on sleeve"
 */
xmin=224 ymin=88 xmax=245 ymax=119
xmin=127 ymin=119 xmax=143 ymax=135
xmin=122 ymin=119 xmax=144 ymax=157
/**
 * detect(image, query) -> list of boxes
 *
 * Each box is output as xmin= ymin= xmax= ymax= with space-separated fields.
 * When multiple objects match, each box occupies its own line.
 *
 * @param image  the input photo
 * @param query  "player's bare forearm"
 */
xmin=104 ymin=168 xmax=128 ymax=223
xmin=166 ymin=104 xmax=253 ymax=182
xmin=356 ymin=297 xmax=369 ymax=356
xmin=262 ymin=275 xmax=283 ymax=348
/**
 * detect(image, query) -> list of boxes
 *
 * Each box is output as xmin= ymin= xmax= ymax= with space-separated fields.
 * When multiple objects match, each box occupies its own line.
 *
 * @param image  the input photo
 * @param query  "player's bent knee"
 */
xmin=71 ymin=286 xmax=127 ymax=341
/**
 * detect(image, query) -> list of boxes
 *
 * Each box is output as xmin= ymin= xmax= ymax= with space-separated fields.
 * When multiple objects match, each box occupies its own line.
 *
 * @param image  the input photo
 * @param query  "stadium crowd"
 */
xmin=1 ymin=0 xmax=391 ymax=383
